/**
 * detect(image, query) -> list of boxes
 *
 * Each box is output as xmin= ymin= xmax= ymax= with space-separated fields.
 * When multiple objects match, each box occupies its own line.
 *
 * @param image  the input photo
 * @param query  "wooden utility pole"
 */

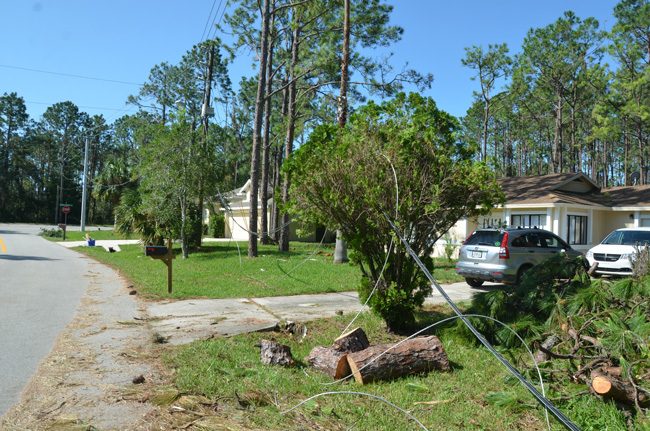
xmin=334 ymin=0 xmax=351 ymax=263
xmin=198 ymin=43 xmax=215 ymax=247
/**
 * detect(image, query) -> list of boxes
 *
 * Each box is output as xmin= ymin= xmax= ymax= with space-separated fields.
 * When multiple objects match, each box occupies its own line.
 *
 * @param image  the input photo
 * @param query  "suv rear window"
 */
xmin=464 ymin=230 xmax=504 ymax=247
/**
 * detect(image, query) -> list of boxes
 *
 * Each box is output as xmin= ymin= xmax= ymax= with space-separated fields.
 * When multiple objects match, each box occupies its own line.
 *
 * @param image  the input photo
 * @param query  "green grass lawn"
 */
xmin=76 ymin=241 xmax=463 ymax=299
xmin=165 ymin=309 xmax=627 ymax=430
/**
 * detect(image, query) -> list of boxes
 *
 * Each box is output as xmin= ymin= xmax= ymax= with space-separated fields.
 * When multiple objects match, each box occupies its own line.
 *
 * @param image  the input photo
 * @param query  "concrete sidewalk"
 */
xmin=146 ymin=282 xmax=487 ymax=345
xmin=55 ymin=239 xmax=489 ymax=345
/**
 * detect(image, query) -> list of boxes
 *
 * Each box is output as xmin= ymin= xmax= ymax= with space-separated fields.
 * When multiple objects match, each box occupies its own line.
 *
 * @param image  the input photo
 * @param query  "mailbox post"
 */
xmin=145 ymin=238 xmax=174 ymax=293
xmin=60 ymin=204 xmax=72 ymax=240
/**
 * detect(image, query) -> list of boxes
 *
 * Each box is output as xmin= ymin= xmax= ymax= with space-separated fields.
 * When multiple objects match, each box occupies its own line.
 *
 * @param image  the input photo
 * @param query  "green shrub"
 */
xmin=631 ymin=244 xmax=650 ymax=278
xmin=209 ymin=212 xmax=225 ymax=238
xmin=39 ymin=227 xmax=63 ymax=238
xmin=443 ymin=234 xmax=458 ymax=261
xmin=187 ymin=204 xmax=203 ymax=249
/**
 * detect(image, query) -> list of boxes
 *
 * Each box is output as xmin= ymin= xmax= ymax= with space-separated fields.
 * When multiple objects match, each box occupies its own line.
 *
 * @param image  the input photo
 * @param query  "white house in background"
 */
xmin=436 ymin=172 xmax=650 ymax=257
xmin=209 ymin=179 xmax=333 ymax=242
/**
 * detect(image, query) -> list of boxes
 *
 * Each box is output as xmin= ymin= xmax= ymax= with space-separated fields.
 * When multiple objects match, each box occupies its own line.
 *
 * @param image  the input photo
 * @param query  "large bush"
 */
xmin=288 ymin=93 xmax=503 ymax=331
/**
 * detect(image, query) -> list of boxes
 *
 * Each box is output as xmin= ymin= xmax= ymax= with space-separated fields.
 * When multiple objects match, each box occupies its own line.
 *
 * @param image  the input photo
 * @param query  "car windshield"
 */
xmin=602 ymin=230 xmax=650 ymax=245
xmin=464 ymin=231 xmax=504 ymax=246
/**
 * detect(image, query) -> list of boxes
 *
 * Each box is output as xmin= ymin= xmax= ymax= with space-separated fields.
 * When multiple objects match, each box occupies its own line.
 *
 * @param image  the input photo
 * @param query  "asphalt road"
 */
xmin=0 ymin=224 xmax=95 ymax=416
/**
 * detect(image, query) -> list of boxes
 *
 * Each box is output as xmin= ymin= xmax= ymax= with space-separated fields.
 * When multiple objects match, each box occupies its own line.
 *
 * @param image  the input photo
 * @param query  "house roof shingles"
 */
xmin=498 ymin=172 xmax=650 ymax=208
xmin=602 ymin=185 xmax=650 ymax=207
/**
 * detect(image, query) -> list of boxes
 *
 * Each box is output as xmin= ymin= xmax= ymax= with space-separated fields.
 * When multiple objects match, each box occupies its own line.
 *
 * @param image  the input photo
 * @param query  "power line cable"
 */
xmin=208 ymin=0 xmax=227 ymax=41
xmin=200 ymin=0 xmax=220 ymax=43
xmin=0 ymin=64 xmax=141 ymax=86
xmin=383 ymin=214 xmax=580 ymax=431
xmin=25 ymin=99 xmax=134 ymax=114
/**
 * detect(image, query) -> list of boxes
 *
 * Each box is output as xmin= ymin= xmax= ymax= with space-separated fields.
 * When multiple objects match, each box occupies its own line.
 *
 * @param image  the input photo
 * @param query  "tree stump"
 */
xmin=259 ymin=339 xmax=295 ymax=367
xmin=346 ymin=336 xmax=451 ymax=384
xmin=306 ymin=327 xmax=370 ymax=378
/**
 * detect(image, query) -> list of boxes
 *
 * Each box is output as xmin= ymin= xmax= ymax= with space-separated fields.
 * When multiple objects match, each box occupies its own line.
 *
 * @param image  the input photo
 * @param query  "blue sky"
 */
xmin=0 ymin=1 xmax=619 ymax=124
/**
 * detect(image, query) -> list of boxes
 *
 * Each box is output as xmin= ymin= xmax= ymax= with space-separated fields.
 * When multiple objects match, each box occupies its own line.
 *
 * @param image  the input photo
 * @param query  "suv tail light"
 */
xmin=463 ymin=230 xmax=475 ymax=245
xmin=499 ymin=232 xmax=510 ymax=259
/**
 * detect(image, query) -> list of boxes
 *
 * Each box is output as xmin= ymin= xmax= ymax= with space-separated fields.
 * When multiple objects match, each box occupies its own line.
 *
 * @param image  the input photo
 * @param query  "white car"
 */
xmin=585 ymin=227 xmax=650 ymax=276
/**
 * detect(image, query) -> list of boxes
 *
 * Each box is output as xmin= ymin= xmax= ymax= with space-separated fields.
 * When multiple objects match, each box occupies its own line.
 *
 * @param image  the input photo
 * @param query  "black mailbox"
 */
xmin=145 ymin=246 xmax=168 ymax=256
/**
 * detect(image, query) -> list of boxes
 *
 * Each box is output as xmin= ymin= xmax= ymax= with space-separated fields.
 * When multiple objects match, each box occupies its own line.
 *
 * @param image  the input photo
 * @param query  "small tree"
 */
xmin=288 ymin=93 xmax=503 ymax=331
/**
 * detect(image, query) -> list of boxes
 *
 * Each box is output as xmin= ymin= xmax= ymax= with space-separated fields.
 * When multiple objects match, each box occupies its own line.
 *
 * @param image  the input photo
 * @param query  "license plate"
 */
xmin=471 ymin=251 xmax=483 ymax=258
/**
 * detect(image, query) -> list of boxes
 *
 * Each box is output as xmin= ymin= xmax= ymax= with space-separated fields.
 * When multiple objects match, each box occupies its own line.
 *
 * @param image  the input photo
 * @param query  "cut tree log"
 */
xmin=305 ymin=327 xmax=370 ymax=379
xmin=259 ymin=339 xmax=295 ymax=367
xmin=346 ymin=336 xmax=451 ymax=384
xmin=306 ymin=346 xmax=350 ymax=379
xmin=332 ymin=327 xmax=370 ymax=353
xmin=591 ymin=371 xmax=649 ymax=407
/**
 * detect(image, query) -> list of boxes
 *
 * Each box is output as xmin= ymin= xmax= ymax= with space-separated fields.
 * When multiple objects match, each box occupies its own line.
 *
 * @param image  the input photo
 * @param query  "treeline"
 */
xmin=0 ymin=0 xmax=430 ymax=250
xmin=0 ymin=0 xmax=645 ymax=232
xmin=460 ymin=0 xmax=649 ymax=186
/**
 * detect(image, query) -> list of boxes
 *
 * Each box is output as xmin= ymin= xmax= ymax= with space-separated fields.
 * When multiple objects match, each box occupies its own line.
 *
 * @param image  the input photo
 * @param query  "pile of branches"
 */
xmin=457 ymin=254 xmax=649 ymax=417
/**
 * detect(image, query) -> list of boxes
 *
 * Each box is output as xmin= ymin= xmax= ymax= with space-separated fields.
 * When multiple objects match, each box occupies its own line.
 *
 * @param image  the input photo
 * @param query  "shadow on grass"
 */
xmin=274 ymin=259 xmax=309 ymax=285
xmin=188 ymin=242 xmax=332 ymax=260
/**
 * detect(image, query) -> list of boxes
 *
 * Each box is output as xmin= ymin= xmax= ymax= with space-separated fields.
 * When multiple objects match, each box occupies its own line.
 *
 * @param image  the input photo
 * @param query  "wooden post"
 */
xmin=166 ymin=238 xmax=173 ymax=294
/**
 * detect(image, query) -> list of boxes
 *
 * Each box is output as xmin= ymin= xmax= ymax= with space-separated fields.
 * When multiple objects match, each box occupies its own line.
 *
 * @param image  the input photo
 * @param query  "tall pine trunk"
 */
xmin=261 ymin=19 xmax=275 ymax=245
xmin=279 ymin=16 xmax=300 ymax=253
xmin=248 ymin=0 xmax=271 ymax=257
xmin=272 ymin=79 xmax=289 ymax=242
xmin=553 ymin=89 xmax=563 ymax=173
xmin=482 ymin=100 xmax=489 ymax=162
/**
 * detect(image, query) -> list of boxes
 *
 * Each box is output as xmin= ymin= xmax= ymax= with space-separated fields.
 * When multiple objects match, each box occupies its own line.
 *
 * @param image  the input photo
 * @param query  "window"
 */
xmin=511 ymin=214 xmax=547 ymax=229
xmin=511 ymin=233 xmax=541 ymax=248
xmin=539 ymin=232 xmax=564 ymax=249
xmin=479 ymin=216 xmax=504 ymax=229
xmin=568 ymin=215 xmax=588 ymax=245
xmin=465 ymin=230 xmax=504 ymax=246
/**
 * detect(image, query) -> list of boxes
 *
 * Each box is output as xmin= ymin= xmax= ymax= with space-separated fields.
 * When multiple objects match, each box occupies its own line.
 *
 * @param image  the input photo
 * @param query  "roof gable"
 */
xmin=499 ymin=173 xmax=605 ymax=206
xmin=551 ymin=173 xmax=600 ymax=193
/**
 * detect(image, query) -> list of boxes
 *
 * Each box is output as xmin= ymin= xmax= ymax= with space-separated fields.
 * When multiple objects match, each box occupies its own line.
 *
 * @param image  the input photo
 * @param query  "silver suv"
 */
xmin=455 ymin=228 xmax=582 ymax=287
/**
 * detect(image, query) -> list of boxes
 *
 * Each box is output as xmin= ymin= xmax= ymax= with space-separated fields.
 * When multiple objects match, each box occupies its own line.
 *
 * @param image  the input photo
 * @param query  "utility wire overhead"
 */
xmin=0 ymin=64 xmax=142 ymax=86
xmin=208 ymin=0 xmax=227 ymax=41
xmin=24 ymin=100 xmax=134 ymax=114
xmin=200 ymin=0 xmax=221 ymax=43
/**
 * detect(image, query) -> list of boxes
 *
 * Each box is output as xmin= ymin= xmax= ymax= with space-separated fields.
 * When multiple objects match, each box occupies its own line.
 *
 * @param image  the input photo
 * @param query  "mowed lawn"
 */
xmin=76 ymin=241 xmax=463 ymax=299
xmin=79 ymin=242 xmax=361 ymax=299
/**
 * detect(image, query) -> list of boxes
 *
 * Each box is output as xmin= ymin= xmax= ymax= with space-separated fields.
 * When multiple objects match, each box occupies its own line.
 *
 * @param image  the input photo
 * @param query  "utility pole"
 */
xmin=334 ymin=0 xmax=350 ymax=264
xmin=198 ymin=43 xmax=215 ymax=245
xmin=80 ymin=135 xmax=90 ymax=232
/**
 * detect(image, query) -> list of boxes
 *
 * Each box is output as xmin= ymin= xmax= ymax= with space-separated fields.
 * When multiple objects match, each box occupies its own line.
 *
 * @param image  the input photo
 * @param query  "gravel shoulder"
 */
xmin=0 ymin=258 xmax=168 ymax=431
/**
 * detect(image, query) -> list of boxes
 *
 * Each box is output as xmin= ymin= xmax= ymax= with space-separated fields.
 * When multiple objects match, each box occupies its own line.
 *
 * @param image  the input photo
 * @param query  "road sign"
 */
xmin=62 ymin=206 xmax=71 ymax=214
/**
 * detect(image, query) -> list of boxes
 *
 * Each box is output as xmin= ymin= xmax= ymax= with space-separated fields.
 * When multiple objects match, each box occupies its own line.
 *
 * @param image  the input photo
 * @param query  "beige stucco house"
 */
xmin=436 ymin=172 xmax=650 ymax=257
xmin=209 ymin=179 xmax=333 ymax=242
